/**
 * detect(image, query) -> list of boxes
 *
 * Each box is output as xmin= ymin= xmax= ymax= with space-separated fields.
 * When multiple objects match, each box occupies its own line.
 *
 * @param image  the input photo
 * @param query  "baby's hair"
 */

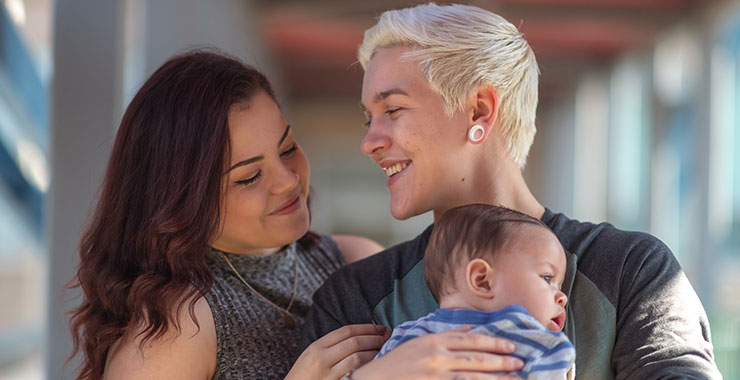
xmin=424 ymin=204 xmax=550 ymax=302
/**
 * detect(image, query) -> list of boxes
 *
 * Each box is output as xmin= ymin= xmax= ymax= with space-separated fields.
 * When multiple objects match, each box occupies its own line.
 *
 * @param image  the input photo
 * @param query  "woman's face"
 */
xmin=211 ymin=91 xmax=311 ymax=255
xmin=360 ymin=46 xmax=473 ymax=220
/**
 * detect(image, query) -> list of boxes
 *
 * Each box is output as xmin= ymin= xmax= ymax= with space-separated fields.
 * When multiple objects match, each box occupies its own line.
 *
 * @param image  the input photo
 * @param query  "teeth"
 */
xmin=382 ymin=162 xmax=409 ymax=177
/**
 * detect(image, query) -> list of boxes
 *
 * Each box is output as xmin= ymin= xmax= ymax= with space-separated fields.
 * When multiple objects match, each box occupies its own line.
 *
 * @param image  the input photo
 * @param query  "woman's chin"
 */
xmin=389 ymin=200 xmax=419 ymax=221
xmin=289 ymin=211 xmax=311 ymax=239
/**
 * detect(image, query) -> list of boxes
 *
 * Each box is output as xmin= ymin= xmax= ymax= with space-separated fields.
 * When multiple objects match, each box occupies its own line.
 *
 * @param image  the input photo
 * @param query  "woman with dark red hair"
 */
xmin=68 ymin=50 xmax=387 ymax=380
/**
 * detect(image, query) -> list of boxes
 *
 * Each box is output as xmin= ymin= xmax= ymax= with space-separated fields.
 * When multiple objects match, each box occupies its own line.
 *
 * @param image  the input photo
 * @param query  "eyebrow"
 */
xmin=226 ymin=124 xmax=291 ymax=173
xmin=538 ymin=261 xmax=562 ymax=275
xmin=360 ymin=88 xmax=410 ymax=111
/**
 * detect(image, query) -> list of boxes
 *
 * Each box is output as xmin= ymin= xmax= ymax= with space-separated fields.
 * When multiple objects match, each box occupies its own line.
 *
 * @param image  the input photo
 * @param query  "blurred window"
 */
xmin=707 ymin=8 xmax=740 ymax=378
xmin=0 ymin=1 xmax=48 ymax=378
xmin=651 ymin=26 xmax=702 ymax=264
xmin=607 ymin=55 xmax=651 ymax=232
xmin=709 ymin=14 xmax=740 ymax=250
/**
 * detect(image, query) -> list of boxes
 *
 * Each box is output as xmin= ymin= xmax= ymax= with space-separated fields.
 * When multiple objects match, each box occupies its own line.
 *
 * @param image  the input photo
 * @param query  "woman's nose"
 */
xmin=271 ymin=162 xmax=299 ymax=194
xmin=360 ymin=122 xmax=391 ymax=156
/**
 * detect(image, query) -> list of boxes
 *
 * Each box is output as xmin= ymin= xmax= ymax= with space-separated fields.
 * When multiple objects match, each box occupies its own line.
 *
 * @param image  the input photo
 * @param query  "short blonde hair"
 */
xmin=358 ymin=3 xmax=539 ymax=168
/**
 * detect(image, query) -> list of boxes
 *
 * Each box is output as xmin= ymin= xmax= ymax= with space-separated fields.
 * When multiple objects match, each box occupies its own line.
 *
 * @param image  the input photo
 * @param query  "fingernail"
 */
xmin=513 ymin=358 xmax=524 ymax=368
xmin=506 ymin=342 xmax=516 ymax=352
xmin=376 ymin=324 xmax=387 ymax=332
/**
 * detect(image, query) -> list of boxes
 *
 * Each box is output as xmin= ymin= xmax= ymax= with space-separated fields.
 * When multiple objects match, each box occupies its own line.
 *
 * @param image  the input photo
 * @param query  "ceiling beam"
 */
xmin=490 ymin=0 xmax=702 ymax=10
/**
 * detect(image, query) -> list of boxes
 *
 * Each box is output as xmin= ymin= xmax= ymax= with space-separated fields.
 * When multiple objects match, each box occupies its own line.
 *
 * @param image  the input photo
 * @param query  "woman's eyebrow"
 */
xmin=226 ymin=125 xmax=291 ymax=173
xmin=373 ymin=88 xmax=409 ymax=104
xmin=277 ymin=124 xmax=291 ymax=147
xmin=360 ymin=87 xmax=410 ymax=110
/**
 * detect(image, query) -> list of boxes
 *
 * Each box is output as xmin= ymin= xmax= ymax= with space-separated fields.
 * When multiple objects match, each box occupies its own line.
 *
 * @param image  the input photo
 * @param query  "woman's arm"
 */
xmin=295 ymin=322 xmax=523 ymax=380
xmin=286 ymin=324 xmax=390 ymax=380
xmin=104 ymin=296 xmax=217 ymax=380
xmin=332 ymin=235 xmax=384 ymax=263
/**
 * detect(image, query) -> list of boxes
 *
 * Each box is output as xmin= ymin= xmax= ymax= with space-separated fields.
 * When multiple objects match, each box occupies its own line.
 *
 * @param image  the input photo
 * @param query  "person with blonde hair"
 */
xmin=303 ymin=3 xmax=722 ymax=379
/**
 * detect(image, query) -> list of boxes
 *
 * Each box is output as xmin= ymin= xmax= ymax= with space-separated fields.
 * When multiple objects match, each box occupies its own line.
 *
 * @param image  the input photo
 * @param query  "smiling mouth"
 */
xmin=382 ymin=161 xmax=410 ymax=177
xmin=270 ymin=195 xmax=300 ymax=215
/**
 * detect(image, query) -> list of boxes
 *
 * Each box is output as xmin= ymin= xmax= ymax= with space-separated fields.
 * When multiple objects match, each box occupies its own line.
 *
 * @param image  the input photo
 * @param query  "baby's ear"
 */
xmin=466 ymin=258 xmax=494 ymax=298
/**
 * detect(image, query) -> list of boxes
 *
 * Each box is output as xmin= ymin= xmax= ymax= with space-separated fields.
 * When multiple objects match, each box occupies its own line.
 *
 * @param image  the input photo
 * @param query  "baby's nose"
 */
xmin=556 ymin=290 xmax=568 ymax=307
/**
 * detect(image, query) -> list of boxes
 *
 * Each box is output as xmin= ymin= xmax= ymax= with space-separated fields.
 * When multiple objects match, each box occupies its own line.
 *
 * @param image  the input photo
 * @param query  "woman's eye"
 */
xmin=235 ymin=171 xmax=261 ymax=187
xmin=280 ymin=144 xmax=298 ymax=157
xmin=386 ymin=108 xmax=401 ymax=116
xmin=542 ymin=274 xmax=553 ymax=284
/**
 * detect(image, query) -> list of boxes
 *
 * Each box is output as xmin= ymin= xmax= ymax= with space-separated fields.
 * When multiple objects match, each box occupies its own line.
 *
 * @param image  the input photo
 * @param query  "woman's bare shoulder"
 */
xmin=331 ymin=234 xmax=384 ymax=263
xmin=104 ymin=295 xmax=216 ymax=380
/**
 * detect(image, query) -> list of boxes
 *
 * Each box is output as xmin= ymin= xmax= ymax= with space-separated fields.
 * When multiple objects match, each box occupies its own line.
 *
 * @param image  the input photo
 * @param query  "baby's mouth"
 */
xmin=551 ymin=311 xmax=566 ymax=331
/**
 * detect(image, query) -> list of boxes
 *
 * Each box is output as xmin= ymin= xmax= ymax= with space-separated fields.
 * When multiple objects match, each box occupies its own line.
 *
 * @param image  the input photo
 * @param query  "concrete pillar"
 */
xmin=124 ymin=0 xmax=271 ymax=103
xmin=47 ymin=1 xmax=124 ymax=379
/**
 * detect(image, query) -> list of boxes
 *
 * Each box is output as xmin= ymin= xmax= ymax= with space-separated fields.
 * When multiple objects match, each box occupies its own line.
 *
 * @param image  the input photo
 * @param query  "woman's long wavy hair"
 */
xmin=68 ymin=50 xmax=312 ymax=380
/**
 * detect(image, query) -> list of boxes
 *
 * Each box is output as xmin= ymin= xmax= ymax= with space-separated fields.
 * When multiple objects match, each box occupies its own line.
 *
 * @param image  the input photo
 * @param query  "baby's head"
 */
xmin=424 ymin=204 xmax=568 ymax=331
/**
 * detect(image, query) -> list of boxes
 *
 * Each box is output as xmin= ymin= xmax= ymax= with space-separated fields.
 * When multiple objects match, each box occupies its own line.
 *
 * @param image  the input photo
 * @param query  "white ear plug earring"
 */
xmin=468 ymin=125 xmax=485 ymax=142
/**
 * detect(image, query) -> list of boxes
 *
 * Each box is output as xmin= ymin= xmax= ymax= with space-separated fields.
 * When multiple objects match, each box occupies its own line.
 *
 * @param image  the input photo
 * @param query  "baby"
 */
xmin=376 ymin=204 xmax=575 ymax=380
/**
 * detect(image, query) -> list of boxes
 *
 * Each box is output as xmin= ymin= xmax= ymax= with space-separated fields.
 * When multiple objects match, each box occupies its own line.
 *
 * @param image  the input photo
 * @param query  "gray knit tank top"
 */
xmin=204 ymin=235 xmax=346 ymax=379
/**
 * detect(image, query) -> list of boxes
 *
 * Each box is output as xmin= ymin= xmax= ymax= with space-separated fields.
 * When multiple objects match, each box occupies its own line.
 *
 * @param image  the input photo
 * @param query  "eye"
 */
xmin=386 ymin=107 xmax=402 ymax=116
xmin=280 ymin=144 xmax=298 ymax=158
xmin=235 ymin=171 xmax=261 ymax=187
xmin=541 ymin=274 xmax=553 ymax=284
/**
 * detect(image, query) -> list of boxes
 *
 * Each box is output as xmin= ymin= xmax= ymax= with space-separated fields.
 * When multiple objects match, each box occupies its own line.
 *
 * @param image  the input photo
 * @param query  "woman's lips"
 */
xmin=386 ymin=162 xmax=410 ymax=187
xmin=270 ymin=195 xmax=300 ymax=215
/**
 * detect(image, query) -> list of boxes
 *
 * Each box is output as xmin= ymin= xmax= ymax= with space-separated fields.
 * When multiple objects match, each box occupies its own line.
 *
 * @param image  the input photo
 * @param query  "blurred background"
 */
xmin=0 ymin=0 xmax=738 ymax=378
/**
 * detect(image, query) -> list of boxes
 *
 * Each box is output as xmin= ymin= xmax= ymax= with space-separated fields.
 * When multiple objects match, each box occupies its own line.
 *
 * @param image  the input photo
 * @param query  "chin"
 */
xmin=389 ymin=198 xmax=409 ymax=220
xmin=389 ymin=200 xmax=424 ymax=221
xmin=294 ymin=212 xmax=311 ymax=236
xmin=279 ymin=225 xmax=309 ymax=248
xmin=390 ymin=209 xmax=409 ymax=220
xmin=280 ymin=211 xmax=310 ymax=241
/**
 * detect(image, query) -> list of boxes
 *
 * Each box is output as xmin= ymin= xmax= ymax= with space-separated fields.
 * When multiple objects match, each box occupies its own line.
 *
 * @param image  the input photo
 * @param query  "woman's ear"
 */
xmin=466 ymin=85 xmax=500 ymax=144
xmin=465 ymin=258 xmax=495 ymax=298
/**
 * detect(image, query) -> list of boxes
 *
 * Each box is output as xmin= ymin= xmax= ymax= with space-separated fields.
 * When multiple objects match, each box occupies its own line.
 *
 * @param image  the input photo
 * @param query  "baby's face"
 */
xmin=486 ymin=225 xmax=568 ymax=331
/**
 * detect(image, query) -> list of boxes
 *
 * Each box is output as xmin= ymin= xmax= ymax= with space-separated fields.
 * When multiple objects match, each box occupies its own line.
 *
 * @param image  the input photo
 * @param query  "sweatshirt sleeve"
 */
xmin=300 ymin=231 xmax=433 ymax=353
xmin=299 ymin=260 xmax=377 ymax=352
xmin=611 ymin=234 xmax=722 ymax=379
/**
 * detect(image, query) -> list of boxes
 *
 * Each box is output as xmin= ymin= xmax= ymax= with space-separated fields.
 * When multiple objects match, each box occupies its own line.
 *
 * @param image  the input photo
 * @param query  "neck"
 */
xmin=210 ymin=242 xmax=281 ymax=257
xmin=433 ymin=150 xmax=544 ymax=222
xmin=438 ymin=291 xmax=488 ymax=311
xmin=438 ymin=297 xmax=472 ymax=310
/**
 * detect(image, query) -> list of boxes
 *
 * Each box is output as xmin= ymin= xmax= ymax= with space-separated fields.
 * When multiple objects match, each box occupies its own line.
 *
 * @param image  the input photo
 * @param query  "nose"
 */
xmin=271 ymin=161 xmax=299 ymax=195
xmin=556 ymin=290 xmax=568 ymax=308
xmin=360 ymin=122 xmax=391 ymax=156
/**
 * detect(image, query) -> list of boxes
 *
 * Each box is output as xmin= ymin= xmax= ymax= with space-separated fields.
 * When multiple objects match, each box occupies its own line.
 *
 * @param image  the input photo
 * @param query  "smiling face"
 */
xmin=485 ymin=225 xmax=568 ymax=331
xmin=210 ymin=91 xmax=311 ymax=255
xmin=360 ymin=46 xmax=474 ymax=220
